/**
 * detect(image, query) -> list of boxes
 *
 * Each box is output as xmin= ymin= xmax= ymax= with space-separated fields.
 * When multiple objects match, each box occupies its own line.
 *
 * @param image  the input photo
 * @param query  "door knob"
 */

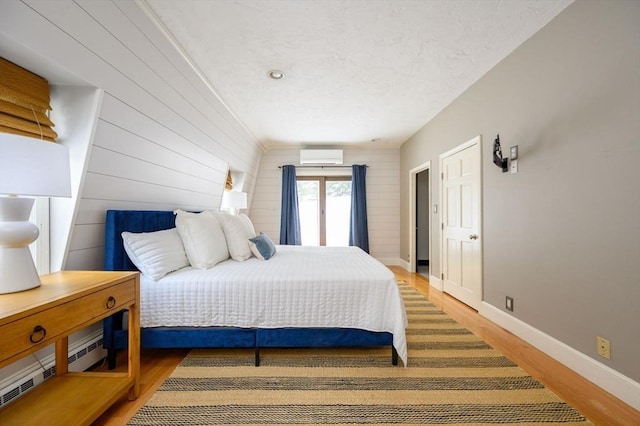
xmin=469 ymin=234 xmax=478 ymax=240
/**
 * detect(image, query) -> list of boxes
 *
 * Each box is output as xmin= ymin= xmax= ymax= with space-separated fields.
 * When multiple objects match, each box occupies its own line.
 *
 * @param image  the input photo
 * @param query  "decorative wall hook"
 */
xmin=493 ymin=134 xmax=508 ymax=173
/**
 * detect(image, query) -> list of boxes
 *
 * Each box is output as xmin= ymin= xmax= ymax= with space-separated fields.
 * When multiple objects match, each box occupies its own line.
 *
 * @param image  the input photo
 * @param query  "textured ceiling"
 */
xmin=145 ymin=0 xmax=572 ymax=148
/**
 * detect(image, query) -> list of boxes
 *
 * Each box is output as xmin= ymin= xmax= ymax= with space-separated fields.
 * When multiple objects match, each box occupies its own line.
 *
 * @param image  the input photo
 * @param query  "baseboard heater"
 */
xmin=0 ymin=332 xmax=106 ymax=408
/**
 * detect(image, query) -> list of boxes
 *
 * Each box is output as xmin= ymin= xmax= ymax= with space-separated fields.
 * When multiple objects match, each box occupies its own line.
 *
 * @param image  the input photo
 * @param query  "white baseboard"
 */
xmin=394 ymin=258 xmax=410 ymax=270
xmin=389 ymin=260 xmax=441 ymax=291
xmin=379 ymin=257 xmax=404 ymax=267
xmin=429 ymin=275 xmax=442 ymax=291
xmin=0 ymin=330 xmax=106 ymax=407
xmin=364 ymin=259 xmax=639 ymax=409
xmin=479 ymin=301 xmax=640 ymax=411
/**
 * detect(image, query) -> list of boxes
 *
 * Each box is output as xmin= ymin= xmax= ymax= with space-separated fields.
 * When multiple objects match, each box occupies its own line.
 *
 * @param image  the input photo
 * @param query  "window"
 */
xmin=297 ymin=176 xmax=351 ymax=246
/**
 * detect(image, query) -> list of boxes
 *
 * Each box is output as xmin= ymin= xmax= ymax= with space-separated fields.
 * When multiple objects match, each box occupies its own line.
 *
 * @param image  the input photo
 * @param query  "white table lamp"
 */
xmin=221 ymin=191 xmax=247 ymax=215
xmin=0 ymin=133 xmax=71 ymax=294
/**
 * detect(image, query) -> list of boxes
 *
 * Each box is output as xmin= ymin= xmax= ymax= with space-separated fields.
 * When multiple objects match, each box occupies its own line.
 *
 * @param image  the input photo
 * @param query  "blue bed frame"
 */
xmin=103 ymin=210 xmax=397 ymax=367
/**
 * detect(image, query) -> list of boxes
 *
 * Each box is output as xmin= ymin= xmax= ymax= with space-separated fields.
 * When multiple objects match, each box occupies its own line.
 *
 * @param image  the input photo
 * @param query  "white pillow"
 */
xmin=121 ymin=228 xmax=189 ymax=280
xmin=174 ymin=210 xmax=229 ymax=269
xmin=215 ymin=212 xmax=256 ymax=261
xmin=239 ymin=213 xmax=256 ymax=237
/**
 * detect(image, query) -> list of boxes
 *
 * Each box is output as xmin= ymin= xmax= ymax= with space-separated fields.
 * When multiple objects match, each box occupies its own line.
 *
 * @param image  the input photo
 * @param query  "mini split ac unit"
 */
xmin=299 ymin=149 xmax=343 ymax=165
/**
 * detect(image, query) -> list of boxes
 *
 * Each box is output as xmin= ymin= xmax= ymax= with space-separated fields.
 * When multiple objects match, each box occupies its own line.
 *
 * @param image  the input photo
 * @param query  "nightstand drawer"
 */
xmin=0 ymin=279 xmax=134 ymax=362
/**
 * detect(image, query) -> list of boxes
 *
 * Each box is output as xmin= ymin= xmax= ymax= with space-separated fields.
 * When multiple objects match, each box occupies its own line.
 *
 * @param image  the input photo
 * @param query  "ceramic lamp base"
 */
xmin=0 ymin=197 xmax=41 ymax=294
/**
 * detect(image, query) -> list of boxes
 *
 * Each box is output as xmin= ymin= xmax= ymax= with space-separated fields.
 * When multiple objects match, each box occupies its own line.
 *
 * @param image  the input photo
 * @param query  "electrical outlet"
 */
xmin=505 ymin=296 xmax=514 ymax=312
xmin=597 ymin=336 xmax=611 ymax=359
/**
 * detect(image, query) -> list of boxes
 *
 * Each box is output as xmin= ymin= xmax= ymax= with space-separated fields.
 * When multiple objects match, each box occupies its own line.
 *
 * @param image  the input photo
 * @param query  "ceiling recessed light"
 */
xmin=267 ymin=70 xmax=285 ymax=80
xmin=370 ymin=138 xmax=381 ymax=142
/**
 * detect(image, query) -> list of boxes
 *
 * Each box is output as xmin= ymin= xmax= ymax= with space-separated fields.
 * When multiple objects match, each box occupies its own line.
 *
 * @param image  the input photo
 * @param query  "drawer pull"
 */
xmin=106 ymin=296 xmax=117 ymax=309
xmin=29 ymin=325 xmax=47 ymax=343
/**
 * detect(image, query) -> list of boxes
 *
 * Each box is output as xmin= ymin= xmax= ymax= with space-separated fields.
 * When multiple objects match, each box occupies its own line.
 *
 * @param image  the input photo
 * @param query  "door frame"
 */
xmin=409 ymin=161 xmax=431 ymax=274
xmin=439 ymin=135 xmax=483 ymax=304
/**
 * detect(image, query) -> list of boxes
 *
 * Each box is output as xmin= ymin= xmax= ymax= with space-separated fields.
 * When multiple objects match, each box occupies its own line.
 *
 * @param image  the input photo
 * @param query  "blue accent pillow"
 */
xmin=248 ymin=232 xmax=277 ymax=260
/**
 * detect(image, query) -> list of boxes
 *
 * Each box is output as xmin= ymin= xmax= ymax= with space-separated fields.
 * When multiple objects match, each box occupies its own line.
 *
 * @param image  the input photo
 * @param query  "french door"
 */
xmin=297 ymin=176 xmax=351 ymax=246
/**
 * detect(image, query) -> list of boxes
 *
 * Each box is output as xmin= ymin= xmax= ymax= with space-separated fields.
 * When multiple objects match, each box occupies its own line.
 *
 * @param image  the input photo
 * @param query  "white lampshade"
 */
xmin=221 ymin=191 xmax=247 ymax=209
xmin=0 ymin=133 xmax=71 ymax=197
xmin=0 ymin=133 xmax=72 ymax=294
xmin=221 ymin=191 xmax=247 ymax=215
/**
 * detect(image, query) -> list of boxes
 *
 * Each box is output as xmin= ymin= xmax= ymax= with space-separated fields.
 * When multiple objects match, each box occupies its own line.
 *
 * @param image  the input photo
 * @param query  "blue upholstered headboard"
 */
xmin=104 ymin=210 xmax=176 ymax=271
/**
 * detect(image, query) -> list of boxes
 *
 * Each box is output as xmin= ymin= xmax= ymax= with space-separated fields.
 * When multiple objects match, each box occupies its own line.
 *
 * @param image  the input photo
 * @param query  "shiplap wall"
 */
xmin=0 ymin=0 xmax=263 ymax=270
xmin=250 ymin=147 xmax=400 ymax=264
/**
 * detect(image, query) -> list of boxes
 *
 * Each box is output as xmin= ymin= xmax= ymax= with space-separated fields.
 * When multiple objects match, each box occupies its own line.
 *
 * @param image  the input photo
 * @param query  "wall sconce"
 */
xmin=0 ymin=133 xmax=72 ymax=294
xmin=493 ymin=134 xmax=508 ymax=173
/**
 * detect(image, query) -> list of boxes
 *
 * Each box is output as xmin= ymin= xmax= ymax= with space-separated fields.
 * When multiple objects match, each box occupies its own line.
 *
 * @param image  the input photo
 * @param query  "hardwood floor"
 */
xmin=392 ymin=267 xmax=639 ymax=426
xmin=92 ymin=268 xmax=639 ymax=425
xmin=93 ymin=348 xmax=189 ymax=426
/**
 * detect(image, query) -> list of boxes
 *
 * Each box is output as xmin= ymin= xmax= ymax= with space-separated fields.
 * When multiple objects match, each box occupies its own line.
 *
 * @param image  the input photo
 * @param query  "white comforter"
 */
xmin=141 ymin=245 xmax=408 ymax=365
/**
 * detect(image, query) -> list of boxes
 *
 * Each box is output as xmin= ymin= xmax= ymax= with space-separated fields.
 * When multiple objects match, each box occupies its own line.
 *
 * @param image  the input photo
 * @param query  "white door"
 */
xmin=440 ymin=137 xmax=482 ymax=309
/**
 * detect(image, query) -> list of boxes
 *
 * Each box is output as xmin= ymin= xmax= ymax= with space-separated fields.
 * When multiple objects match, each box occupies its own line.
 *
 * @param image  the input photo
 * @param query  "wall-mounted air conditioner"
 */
xmin=299 ymin=149 xmax=343 ymax=165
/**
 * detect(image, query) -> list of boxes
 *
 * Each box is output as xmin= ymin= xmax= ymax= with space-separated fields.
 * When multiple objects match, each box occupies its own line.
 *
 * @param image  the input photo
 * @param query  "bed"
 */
xmin=102 ymin=209 xmax=407 ymax=367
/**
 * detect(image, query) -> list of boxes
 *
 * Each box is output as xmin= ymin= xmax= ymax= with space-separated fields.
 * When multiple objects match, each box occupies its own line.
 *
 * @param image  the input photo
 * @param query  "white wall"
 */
xmin=250 ymin=147 xmax=400 ymax=264
xmin=0 ymin=0 xmax=263 ymax=270
xmin=0 ymin=0 xmax=263 ymax=389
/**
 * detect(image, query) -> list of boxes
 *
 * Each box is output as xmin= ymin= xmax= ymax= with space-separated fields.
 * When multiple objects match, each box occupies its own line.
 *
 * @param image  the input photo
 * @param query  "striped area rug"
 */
xmin=128 ymin=283 xmax=592 ymax=425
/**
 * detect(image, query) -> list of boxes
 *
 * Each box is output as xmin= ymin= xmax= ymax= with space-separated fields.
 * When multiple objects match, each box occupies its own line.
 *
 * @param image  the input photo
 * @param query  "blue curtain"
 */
xmin=349 ymin=164 xmax=369 ymax=253
xmin=279 ymin=165 xmax=302 ymax=245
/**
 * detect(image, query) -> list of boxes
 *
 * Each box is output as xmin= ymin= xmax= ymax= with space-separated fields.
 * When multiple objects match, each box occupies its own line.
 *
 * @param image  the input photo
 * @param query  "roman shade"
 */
xmin=0 ymin=57 xmax=57 ymax=142
xmin=225 ymin=170 xmax=233 ymax=190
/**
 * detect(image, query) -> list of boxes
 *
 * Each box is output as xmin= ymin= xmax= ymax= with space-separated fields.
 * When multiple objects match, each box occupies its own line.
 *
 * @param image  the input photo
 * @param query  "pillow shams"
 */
xmin=215 ymin=212 xmax=256 ymax=261
xmin=249 ymin=232 xmax=277 ymax=260
xmin=239 ymin=213 xmax=256 ymax=237
xmin=174 ymin=210 xmax=229 ymax=268
xmin=121 ymin=228 xmax=189 ymax=280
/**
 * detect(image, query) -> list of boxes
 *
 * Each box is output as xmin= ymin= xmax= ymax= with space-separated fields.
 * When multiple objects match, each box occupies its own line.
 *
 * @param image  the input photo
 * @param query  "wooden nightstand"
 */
xmin=0 ymin=271 xmax=140 ymax=426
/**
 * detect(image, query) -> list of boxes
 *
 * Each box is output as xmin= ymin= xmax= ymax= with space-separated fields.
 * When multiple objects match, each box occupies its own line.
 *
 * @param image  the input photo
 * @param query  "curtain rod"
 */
xmin=277 ymin=165 xmax=368 ymax=169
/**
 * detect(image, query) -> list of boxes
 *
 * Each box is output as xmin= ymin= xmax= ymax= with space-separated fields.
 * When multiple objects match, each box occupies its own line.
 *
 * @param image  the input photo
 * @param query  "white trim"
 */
xmin=438 ymin=135 xmax=483 ymax=308
xmin=395 ymin=259 xmax=440 ymax=290
xmin=391 ymin=260 xmax=639 ymax=408
xmin=408 ymin=161 xmax=431 ymax=273
xmin=296 ymin=167 xmax=352 ymax=177
xmin=396 ymin=258 xmax=411 ymax=271
xmin=429 ymin=274 xmax=443 ymax=291
xmin=378 ymin=257 xmax=403 ymax=267
xmin=439 ymin=136 xmax=481 ymax=160
xmin=479 ymin=301 xmax=640 ymax=411
xmin=49 ymin=86 xmax=103 ymax=271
